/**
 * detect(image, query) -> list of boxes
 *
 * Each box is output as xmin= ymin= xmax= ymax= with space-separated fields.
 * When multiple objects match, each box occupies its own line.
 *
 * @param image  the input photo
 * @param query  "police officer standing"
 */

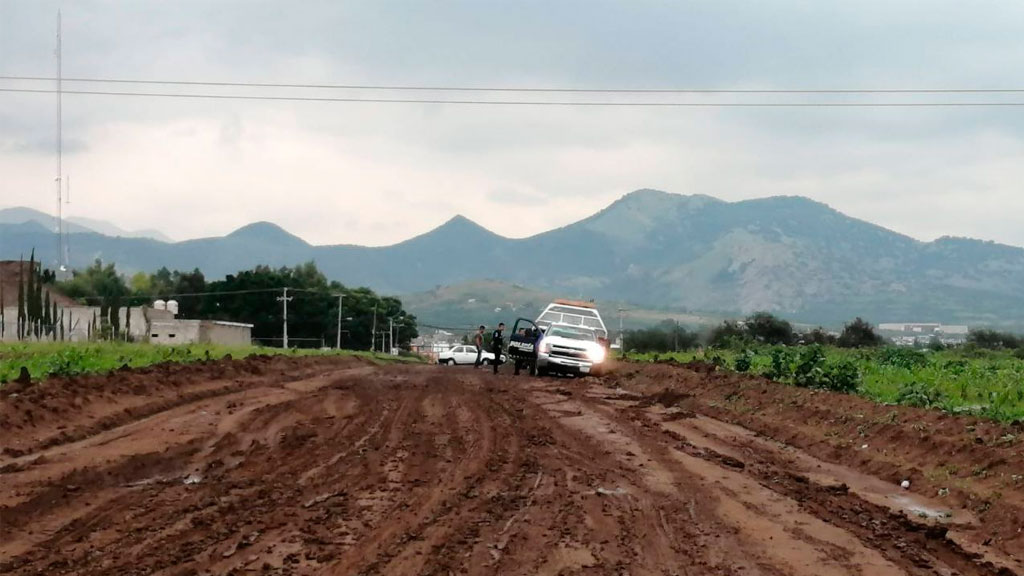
xmin=490 ymin=322 xmax=505 ymax=374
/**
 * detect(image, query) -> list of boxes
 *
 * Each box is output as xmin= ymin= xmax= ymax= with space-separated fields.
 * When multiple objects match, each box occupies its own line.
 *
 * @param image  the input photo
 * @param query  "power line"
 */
xmin=68 ymin=287 xmax=285 ymax=303
xmin=3 ymin=87 xmax=1024 ymax=107
xmin=417 ymin=322 xmax=482 ymax=332
xmin=4 ymin=75 xmax=1024 ymax=94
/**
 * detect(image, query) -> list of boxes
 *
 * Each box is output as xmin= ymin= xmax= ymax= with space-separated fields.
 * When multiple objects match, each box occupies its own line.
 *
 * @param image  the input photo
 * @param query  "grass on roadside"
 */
xmin=0 ymin=341 xmax=421 ymax=385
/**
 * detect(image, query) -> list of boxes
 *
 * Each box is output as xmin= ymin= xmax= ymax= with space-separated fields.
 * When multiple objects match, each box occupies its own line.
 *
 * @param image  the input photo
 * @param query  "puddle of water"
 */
xmin=889 ymin=494 xmax=954 ymax=520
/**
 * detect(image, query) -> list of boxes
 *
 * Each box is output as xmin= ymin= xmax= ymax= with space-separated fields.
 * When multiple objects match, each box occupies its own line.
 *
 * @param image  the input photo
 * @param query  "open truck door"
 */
xmin=507 ymin=318 xmax=542 ymax=376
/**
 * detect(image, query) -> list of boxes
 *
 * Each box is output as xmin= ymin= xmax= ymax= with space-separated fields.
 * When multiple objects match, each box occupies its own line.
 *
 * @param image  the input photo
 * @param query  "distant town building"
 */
xmin=878 ymin=322 xmax=969 ymax=346
xmin=410 ymin=329 xmax=456 ymax=360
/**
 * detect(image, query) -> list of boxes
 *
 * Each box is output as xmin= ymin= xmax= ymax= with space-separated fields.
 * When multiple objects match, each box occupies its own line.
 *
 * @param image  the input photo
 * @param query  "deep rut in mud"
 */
xmin=1 ymin=359 xmax=1020 ymax=575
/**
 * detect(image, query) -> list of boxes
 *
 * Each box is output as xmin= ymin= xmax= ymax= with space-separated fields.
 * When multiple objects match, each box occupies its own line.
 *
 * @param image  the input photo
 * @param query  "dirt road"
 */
xmin=2 ymin=357 xmax=1021 ymax=575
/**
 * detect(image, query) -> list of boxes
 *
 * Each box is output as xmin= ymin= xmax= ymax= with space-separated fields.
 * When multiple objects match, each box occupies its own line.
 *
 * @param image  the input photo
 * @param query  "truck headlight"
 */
xmin=588 ymin=345 xmax=606 ymax=363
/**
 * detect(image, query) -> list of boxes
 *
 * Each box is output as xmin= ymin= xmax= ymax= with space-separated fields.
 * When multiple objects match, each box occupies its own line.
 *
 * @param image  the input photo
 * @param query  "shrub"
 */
xmin=837 ymin=317 xmax=885 ymax=348
xmin=792 ymin=346 xmax=827 ymax=388
xmin=745 ymin=312 xmax=795 ymax=346
xmin=802 ymin=327 xmax=838 ymax=346
xmin=968 ymin=329 xmax=1022 ymax=350
xmin=823 ymin=359 xmax=860 ymax=393
xmin=624 ymin=320 xmax=700 ymax=353
xmin=707 ymin=321 xmax=748 ymax=349
xmin=764 ymin=346 xmax=794 ymax=381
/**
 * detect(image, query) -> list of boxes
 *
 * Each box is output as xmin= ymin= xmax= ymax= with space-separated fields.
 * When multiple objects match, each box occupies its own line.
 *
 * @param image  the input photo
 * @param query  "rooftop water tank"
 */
xmin=166 ymin=300 xmax=179 ymax=316
xmin=153 ymin=299 xmax=167 ymax=311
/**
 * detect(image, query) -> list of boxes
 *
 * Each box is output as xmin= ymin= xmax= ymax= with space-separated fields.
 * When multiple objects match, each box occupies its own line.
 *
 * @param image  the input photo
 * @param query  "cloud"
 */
xmin=2 ymin=0 xmax=1024 ymax=248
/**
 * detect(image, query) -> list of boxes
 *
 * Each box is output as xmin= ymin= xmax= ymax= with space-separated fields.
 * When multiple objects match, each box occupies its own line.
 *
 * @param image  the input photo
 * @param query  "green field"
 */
xmin=630 ymin=346 xmax=1024 ymax=422
xmin=0 ymin=342 xmax=418 ymax=385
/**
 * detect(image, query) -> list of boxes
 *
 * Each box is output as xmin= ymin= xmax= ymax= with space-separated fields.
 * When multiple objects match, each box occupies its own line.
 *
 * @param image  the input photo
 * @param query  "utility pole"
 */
xmin=389 ymin=317 xmax=395 ymax=355
xmin=335 ymin=294 xmax=344 ymax=349
xmin=618 ymin=308 xmax=628 ymax=354
xmin=277 ymin=288 xmax=292 ymax=349
xmin=371 ymin=304 xmax=377 ymax=352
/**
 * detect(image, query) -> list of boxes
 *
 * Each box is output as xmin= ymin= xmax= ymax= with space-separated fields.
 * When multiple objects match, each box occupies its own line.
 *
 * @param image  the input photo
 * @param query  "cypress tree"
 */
xmin=110 ymin=295 xmax=120 ymax=340
xmin=17 ymin=255 xmax=26 ymax=340
xmin=43 ymin=291 xmax=52 ymax=336
xmin=34 ymin=273 xmax=43 ymax=339
xmin=26 ymin=249 xmax=36 ymax=327
xmin=51 ymin=298 xmax=58 ymax=340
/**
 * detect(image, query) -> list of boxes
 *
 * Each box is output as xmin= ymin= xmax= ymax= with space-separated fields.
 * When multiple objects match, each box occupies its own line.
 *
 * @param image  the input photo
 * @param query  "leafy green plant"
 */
xmin=823 ymin=359 xmax=860 ymax=393
xmin=733 ymin=349 xmax=755 ymax=373
xmin=765 ymin=347 xmax=794 ymax=381
xmin=897 ymin=380 xmax=947 ymax=409
xmin=879 ymin=347 xmax=930 ymax=370
xmin=792 ymin=346 xmax=826 ymax=388
xmin=708 ymin=353 xmax=728 ymax=368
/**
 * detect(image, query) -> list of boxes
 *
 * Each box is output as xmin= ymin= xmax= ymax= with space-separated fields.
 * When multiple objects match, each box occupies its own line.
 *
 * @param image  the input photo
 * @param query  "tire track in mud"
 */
xmin=2 ymin=362 xmax=1020 ymax=575
xmin=564 ymin=382 xmax=1019 ymax=576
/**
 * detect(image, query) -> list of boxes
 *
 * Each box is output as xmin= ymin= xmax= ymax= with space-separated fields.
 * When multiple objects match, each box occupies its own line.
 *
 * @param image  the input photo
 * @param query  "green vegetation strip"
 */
xmin=629 ymin=346 xmax=1024 ymax=423
xmin=0 ymin=342 xmax=420 ymax=385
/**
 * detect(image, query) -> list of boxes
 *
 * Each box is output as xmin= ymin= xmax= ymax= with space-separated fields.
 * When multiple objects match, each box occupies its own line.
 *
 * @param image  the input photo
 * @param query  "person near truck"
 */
xmin=473 ymin=325 xmax=486 ymax=368
xmin=491 ymin=322 xmax=505 ymax=374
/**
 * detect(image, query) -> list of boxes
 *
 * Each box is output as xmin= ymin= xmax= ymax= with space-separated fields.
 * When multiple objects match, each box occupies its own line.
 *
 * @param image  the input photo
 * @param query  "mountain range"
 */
xmin=0 ymin=207 xmax=173 ymax=242
xmin=2 ymin=190 xmax=1024 ymax=329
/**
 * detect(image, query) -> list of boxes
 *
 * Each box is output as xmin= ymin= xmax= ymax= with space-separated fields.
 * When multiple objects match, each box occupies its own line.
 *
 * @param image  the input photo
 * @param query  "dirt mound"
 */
xmin=0 ymin=354 xmax=364 ymax=457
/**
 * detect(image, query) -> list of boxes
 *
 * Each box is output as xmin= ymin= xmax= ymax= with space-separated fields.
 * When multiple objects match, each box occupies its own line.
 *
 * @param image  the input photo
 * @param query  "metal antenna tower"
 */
xmin=55 ymin=10 xmax=66 ymax=274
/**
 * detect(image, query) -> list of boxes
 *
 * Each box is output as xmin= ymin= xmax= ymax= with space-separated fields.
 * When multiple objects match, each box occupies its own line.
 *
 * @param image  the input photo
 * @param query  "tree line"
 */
xmin=623 ymin=312 xmax=1024 ymax=354
xmin=623 ymin=313 xmax=885 ymax=353
xmin=57 ymin=259 xmax=417 ymax=349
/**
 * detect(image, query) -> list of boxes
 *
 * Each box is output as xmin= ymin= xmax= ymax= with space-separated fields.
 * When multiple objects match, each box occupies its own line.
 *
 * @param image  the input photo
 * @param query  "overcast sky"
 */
xmin=2 ymin=0 xmax=1023 ymax=247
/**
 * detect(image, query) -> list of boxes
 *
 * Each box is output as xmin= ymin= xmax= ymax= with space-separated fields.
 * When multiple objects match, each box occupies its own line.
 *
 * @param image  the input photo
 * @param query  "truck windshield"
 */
xmin=547 ymin=326 xmax=596 ymax=341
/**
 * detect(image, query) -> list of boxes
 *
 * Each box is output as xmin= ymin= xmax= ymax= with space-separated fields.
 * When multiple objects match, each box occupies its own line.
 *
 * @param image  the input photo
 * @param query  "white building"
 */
xmin=878 ymin=322 xmax=970 ymax=346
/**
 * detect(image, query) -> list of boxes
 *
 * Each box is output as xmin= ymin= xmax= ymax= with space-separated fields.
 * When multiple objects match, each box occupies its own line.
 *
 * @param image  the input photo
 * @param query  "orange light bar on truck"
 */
xmin=553 ymin=298 xmax=596 ymax=309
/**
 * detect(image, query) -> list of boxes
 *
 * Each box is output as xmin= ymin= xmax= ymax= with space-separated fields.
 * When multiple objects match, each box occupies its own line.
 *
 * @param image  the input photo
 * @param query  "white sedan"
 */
xmin=438 ymin=345 xmax=505 ymax=366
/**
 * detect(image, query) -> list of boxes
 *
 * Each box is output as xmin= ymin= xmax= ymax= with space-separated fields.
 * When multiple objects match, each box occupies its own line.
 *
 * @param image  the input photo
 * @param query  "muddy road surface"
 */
xmin=2 ymin=357 xmax=1021 ymax=575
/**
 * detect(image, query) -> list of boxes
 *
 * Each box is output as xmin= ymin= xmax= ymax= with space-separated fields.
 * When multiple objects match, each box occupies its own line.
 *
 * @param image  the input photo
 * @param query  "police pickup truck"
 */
xmin=506 ymin=299 xmax=610 ymax=377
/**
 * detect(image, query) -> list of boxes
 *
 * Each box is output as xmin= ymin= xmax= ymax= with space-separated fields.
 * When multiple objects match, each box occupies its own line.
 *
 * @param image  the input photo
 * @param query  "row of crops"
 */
xmin=632 ymin=346 xmax=1024 ymax=422
xmin=0 ymin=342 xmax=416 ymax=384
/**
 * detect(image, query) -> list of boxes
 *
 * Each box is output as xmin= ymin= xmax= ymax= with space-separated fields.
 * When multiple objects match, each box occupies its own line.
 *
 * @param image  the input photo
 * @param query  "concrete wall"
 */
xmin=200 ymin=322 xmax=252 ymax=346
xmin=150 ymin=319 xmax=201 ymax=345
xmin=1 ymin=305 xmax=162 ymax=343
xmin=149 ymin=320 xmax=252 ymax=346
